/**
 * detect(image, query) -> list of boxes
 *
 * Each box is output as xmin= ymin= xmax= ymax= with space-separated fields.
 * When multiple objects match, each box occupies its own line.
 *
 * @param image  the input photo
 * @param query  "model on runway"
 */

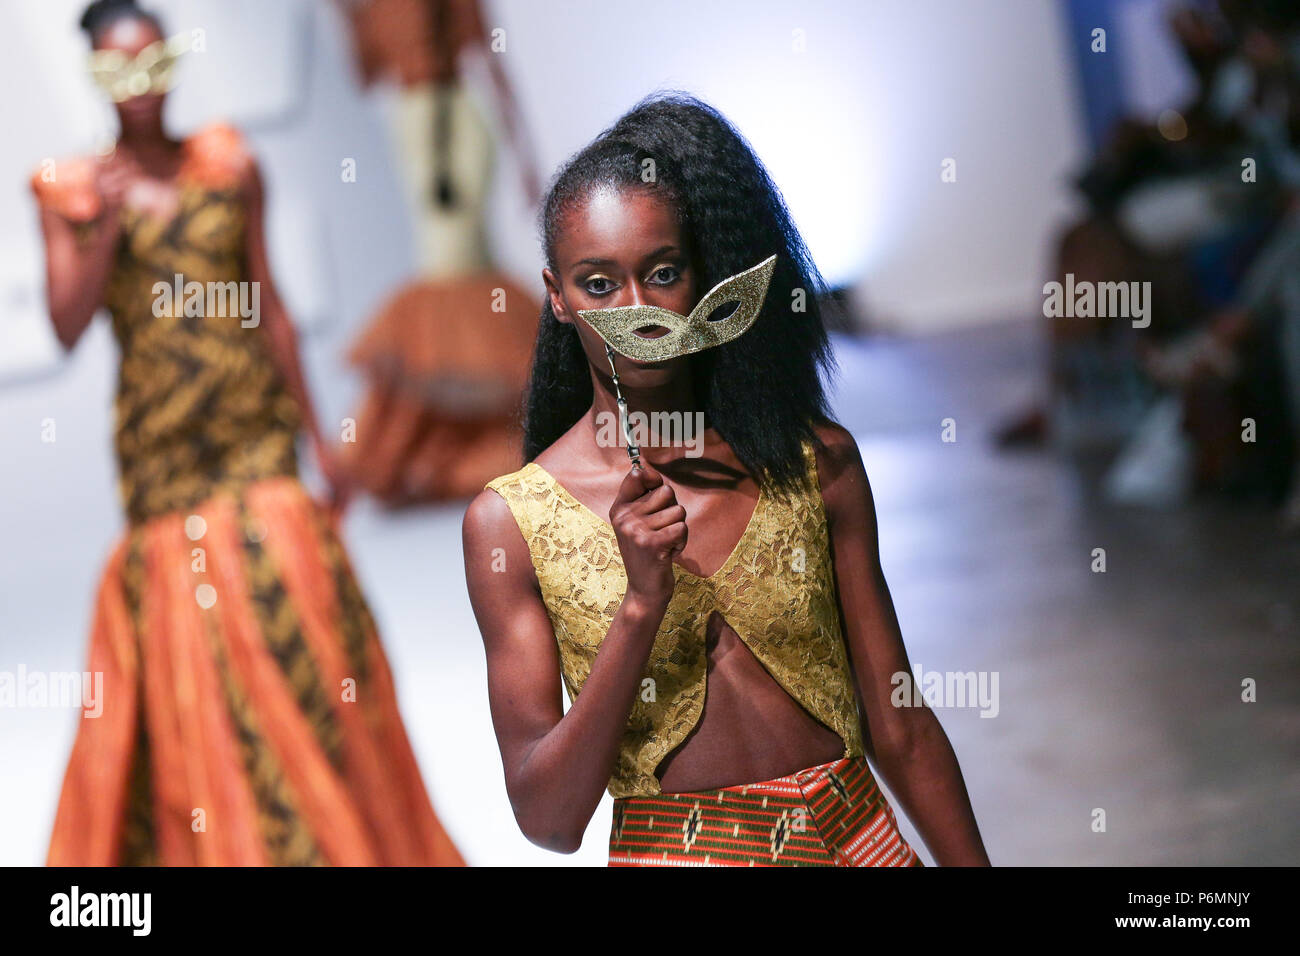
xmin=35 ymin=0 xmax=463 ymax=866
xmin=341 ymin=0 xmax=542 ymax=505
xmin=464 ymin=93 xmax=991 ymax=866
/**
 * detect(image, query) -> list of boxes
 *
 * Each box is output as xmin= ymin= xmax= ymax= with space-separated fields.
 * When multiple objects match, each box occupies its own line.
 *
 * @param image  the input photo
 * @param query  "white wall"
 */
xmin=488 ymin=0 xmax=1089 ymax=332
xmin=2 ymin=0 xmax=1088 ymax=375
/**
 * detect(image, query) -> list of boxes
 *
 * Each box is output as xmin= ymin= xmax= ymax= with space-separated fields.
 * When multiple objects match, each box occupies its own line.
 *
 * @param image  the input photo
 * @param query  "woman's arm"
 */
xmin=35 ymin=161 xmax=131 ymax=350
xmin=814 ymin=420 xmax=991 ymax=866
xmin=462 ymin=463 xmax=684 ymax=852
xmin=240 ymin=160 xmax=352 ymax=510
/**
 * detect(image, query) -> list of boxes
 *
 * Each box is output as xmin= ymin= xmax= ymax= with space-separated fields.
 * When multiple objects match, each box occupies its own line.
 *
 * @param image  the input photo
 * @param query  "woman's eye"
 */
xmin=648 ymin=266 xmax=680 ymax=285
xmin=584 ymin=277 xmax=615 ymax=295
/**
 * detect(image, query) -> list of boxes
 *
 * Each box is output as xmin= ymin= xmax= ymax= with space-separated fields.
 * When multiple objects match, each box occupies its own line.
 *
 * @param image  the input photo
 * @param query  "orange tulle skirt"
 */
xmin=344 ymin=272 xmax=538 ymax=504
xmin=46 ymin=477 xmax=464 ymax=866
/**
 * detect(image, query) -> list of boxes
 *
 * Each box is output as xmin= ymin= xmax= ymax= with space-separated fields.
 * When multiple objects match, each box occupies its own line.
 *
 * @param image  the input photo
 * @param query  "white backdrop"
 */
xmin=1 ymin=0 xmax=1107 ymax=866
xmin=0 ymin=0 xmax=1096 ymax=379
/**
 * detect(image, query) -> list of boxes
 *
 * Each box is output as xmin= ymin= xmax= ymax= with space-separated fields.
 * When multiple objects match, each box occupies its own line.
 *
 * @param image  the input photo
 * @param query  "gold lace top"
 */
xmin=484 ymin=437 xmax=866 ymax=798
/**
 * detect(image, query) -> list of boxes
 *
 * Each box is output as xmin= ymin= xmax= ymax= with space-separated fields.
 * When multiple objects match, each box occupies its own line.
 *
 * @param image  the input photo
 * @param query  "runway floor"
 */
xmin=2 ymin=318 xmax=1296 ymax=865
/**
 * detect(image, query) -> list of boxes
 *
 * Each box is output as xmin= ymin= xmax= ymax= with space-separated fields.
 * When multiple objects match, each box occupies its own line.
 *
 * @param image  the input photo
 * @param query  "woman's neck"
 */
xmin=114 ymin=126 xmax=184 ymax=178
xmin=585 ymin=364 xmax=705 ymax=469
xmin=115 ymin=118 xmax=179 ymax=156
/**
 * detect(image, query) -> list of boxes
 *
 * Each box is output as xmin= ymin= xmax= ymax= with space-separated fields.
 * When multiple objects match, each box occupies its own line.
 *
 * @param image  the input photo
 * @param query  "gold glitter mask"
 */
xmin=88 ymin=34 xmax=189 ymax=103
xmin=577 ymin=255 xmax=777 ymax=363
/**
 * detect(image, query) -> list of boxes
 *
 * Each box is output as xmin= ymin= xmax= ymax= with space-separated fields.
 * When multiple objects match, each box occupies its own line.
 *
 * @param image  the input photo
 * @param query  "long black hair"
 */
xmin=523 ymin=92 xmax=839 ymax=497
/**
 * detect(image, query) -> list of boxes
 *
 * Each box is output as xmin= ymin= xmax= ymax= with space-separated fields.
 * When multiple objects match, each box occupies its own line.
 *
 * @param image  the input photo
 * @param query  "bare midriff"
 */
xmin=656 ymin=611 xmax=848 ymax=793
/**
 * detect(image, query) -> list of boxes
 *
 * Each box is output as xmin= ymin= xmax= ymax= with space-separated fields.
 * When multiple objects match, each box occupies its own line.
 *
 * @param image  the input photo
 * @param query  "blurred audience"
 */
xmin=999 ymin=0 xmax=1300 ymax=526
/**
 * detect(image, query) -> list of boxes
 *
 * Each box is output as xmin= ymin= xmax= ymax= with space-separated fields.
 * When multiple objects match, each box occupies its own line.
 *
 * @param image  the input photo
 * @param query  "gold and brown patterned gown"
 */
xmin=33 ymin=124 xmax=464 ymax=866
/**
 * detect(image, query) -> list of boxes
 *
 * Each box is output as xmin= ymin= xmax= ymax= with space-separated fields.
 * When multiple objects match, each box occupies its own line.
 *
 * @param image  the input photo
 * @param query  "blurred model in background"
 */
xmin=36 ymin=0 xmax=463 ymax=865
xmin=341 ymin=0 xmax=542 ymax=504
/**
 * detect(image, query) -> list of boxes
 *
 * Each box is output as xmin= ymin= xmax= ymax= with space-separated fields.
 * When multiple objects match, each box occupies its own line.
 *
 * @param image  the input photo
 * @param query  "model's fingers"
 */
xmin=643 ymin=503 xmax=686 ymax=531
xmin=631 ymin=482 xmax=678 ymax=517
xmin=650 ymin=521 xmax=688 ymax=559
xmin=614 ymin=459 xmax=662 ymax=509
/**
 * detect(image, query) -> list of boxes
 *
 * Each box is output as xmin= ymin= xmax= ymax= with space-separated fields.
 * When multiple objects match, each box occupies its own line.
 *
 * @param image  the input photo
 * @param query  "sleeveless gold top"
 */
xmin=32 ymin=124 xmax=301 ymax=525
xmin=484 ymin=437 xmax=866 ymax=798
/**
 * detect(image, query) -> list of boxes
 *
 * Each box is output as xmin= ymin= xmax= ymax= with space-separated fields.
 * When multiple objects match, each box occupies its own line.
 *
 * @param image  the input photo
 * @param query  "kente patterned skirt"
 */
xmin=608 ymin=756 xmax=923 ymax=867
xmin=46 ymin=476 xmax=464 ymax=866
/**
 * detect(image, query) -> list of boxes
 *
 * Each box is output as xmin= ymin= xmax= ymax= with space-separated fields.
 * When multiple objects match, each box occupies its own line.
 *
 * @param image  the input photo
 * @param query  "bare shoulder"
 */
xmin=811 ymin=419 xmax=867 ymax=484
xmin=810 ymin=419 xmax=874 ymax=526
xmin=29 ymin=155 xmax=101 ymax=222
xmin=183 ymin=121 xmax=257 ymax=192
xmin=463 ymin=481 xmax=524 ymax=552
xmin=463 ymin=483 xmax=543 ymax=601
xmin=464 ymin=481 xmax=510 ymax=525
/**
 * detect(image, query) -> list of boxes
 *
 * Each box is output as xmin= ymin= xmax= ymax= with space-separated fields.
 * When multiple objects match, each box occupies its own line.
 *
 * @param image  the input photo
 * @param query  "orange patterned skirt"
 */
xmin=46 ymin=477 xmax=464 ymax=866
xmin=344 ymin=272 xmax=538 ymax=505
xmin=608 ymin=756 xmax=923 ymax=867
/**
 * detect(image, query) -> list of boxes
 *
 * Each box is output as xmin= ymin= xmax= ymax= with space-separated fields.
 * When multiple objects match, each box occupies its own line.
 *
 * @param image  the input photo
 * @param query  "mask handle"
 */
xmin=604 ymin=343 xmax=641 ymax=469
